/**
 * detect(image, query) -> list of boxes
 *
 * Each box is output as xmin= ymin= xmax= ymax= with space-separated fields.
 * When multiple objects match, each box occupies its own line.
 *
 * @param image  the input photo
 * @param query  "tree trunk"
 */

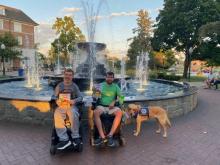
xmin=2 ymin=57 xmax=5 ymax=76
xmin=183 ymin=49 xmax=190 ymax=79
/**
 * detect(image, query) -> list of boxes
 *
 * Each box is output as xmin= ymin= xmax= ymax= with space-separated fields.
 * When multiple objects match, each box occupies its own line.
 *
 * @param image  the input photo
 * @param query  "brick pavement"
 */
xmin=1 ymin=87 xmax=220 ymax=165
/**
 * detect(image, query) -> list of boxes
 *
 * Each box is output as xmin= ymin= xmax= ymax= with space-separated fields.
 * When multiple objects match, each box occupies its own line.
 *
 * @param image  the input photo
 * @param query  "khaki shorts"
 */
xmin=96 ymin=105 xmax=121 ymax=115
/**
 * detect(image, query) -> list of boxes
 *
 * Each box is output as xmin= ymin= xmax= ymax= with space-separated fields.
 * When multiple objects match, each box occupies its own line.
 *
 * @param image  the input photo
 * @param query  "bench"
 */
xmin=211 ymin=80 xmax=220 ymax=89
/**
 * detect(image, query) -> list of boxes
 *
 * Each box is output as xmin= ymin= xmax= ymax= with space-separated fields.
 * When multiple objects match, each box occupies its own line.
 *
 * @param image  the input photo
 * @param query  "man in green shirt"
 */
xmin=93 ymin=71 xmax=123 ymax=147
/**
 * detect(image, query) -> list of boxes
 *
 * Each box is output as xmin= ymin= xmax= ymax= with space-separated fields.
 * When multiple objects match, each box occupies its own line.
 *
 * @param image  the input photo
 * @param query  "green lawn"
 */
xmin=187 ymin=76 xmax=207 ymax=82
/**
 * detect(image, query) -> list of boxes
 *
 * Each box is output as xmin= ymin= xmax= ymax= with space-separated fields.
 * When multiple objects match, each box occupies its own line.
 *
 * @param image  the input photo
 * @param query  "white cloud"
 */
xmin=35 ymin=22 xmax=56 ymax=55
xmin=110 ymin=11 xmax=138 ymax=18
xmin=61 ymin=7 xmax=81 ymax=13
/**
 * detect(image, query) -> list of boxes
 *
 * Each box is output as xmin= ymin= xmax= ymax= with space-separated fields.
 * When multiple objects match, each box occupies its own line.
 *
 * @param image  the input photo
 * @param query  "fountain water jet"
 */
xmin=80 ymin=0 xmax=107 ymax=92
xmin=25 ymin=51 xmax=41 ymax=90
xmin=120 ymin=55 xmax=128 ymax=92
xmin=136 ymin=52 xmax=149 ymax=91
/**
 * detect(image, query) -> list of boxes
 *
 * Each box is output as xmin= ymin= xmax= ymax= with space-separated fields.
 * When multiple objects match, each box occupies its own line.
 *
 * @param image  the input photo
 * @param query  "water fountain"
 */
xmin=75 ymin=42 xmax=107 ymax=79
xmin=0 ymin=0 xmax=198 ymax=124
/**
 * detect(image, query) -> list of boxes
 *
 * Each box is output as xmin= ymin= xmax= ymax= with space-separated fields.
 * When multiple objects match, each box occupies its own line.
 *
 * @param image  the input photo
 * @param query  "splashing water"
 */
xmin=81 ymin=0 xmax=107 ymax=92
xmin=26 ymin=51 xmax=41 ymax=90
xmin=136 ymin=52 xmax=149 ymax=90
xmin=120 ymin=55 xmax=128 ymax=91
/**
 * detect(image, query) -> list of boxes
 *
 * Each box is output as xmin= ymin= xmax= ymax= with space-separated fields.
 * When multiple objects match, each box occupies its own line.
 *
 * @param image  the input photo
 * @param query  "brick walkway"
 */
xmin=1 ymin=87 xmax=220 ymax=165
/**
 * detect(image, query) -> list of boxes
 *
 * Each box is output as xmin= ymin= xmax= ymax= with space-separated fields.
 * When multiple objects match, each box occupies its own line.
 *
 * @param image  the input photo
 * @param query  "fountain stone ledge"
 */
xmin=0 ymin=78 xmax=198 ymax=125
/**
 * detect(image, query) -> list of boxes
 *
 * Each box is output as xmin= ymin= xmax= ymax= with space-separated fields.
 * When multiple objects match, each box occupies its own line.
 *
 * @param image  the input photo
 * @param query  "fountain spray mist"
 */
xmin=80 ymin=0 xmax=108 ymax=91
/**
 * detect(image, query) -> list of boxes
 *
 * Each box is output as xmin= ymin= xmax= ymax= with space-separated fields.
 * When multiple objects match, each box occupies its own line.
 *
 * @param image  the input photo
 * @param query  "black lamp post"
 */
xmin=1 ymin=43 xmax=6 ymax=76
xmin=188 ymin=47 xmax=193 ymax=82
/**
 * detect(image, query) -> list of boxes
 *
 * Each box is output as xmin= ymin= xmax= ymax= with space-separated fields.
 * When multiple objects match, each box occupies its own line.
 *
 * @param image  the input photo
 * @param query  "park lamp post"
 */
xmin=1 ymin=43 xmax=6 ymax=75
xmin=188 ymin=47 xmax=193 ymax=82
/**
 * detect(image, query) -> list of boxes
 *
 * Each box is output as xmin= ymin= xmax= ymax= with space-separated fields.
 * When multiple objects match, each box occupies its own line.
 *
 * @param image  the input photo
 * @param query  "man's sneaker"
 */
xmin=72 ymin=138 xmax=82 ymax=146
xmin=107 ymin=135 xmax=115 ymax=147
xmin=94 ymin=137 xmax=106 ymax=146
xmin=56 ymin=140 xmax=71 ymax=150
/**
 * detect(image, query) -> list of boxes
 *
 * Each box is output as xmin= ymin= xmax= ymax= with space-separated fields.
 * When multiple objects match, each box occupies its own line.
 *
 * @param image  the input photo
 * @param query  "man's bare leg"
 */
xmin=108 ymin=109 xmax=123 ymax=136
xmin=94 ymin=109 xmax=105 ymax=138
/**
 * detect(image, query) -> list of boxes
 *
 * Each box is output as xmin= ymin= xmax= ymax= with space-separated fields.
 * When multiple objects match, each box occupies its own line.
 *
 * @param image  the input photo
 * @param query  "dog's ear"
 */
xmin=128 ymin=104 xmax=135 ymax=110
xmin=137 ymin=105 xmax=141 ymax=110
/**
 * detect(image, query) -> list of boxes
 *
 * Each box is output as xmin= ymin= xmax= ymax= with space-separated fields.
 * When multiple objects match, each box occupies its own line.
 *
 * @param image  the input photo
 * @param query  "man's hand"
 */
xmin=56 ymin=99 xmax=62 ymax=107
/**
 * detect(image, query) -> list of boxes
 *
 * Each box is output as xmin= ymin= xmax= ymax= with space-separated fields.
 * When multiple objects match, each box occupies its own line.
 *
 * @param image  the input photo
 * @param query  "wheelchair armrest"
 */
xmin=50 ymin=95 xmax=58 ymax=110
xmin=91 ymin=97 xmax=101 ymax=110
xmin=114 ymin=101 xmax=124 ymax=109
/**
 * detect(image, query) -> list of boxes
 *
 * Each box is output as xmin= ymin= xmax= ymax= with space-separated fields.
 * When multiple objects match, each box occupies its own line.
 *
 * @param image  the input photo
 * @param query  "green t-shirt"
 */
xmin=99 ymin=82 xmax=121 ymax=106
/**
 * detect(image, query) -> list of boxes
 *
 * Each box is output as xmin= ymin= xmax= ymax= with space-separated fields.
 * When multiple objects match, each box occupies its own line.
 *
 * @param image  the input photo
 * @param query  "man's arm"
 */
xmin=116 ymin=84 xmax=122 ymax=100
xmin=70 ymin=84 xmax=83 ymax=105
xmin=54 ymin=84 xmax=60 ymax=97
xmin=109 ymin=84 xmax=121 ymax=108
xmin=53 ymin=84 xmax=61 ymax=106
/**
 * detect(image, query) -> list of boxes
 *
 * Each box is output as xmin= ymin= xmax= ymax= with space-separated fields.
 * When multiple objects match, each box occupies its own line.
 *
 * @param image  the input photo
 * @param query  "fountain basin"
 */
xmin=0 ymin=78 xmax=198 ymax=125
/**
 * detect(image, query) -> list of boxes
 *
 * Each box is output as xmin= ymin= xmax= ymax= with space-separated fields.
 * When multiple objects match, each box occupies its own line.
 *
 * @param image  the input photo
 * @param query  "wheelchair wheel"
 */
xmin=75 ymin=143 xmax=83 ymax=152
xmin=119 ymin=137 xmax=126 ymax=146
xmin=50 ymin=145 xmax=56 ymax=155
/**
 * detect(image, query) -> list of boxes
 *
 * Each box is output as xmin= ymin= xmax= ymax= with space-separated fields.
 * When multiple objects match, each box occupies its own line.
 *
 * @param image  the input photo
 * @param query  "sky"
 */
xmin=1 ymin=0 xmax=164 ymax=57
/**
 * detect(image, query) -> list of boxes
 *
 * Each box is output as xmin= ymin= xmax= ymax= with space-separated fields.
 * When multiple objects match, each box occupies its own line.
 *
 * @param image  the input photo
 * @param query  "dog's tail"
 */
xmin=166 ymin=115 xmax=171 ymax=128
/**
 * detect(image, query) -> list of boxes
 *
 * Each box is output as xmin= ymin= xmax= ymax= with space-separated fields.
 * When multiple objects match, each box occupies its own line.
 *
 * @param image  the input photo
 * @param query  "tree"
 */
xmin=0 ymin=32 xmax=21 ymax=76
xmin=37 ymin=52 xmax=47 ymax=67
xmin=51 ymin=16 xmax=85 ymax=66
xmin=149 ymin=50 xmax=176 ymax=70
xmin=194 ymin=21 xmax=220 ymax=66
xmin=48 ymin=46 xmax=57 ymax=66
xmin=127 ymin=9 xmax=153 ymax=69
xmin=106 ymin=56 xmax=121 ymax=72
xmin=152 ymin=0 xmax=220 ymax=78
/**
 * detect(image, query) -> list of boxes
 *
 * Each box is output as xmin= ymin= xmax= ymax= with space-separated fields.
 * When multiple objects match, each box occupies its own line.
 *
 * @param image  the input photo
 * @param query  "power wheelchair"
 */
xmin=49 ymin=96 xmax=84 ymax=155
xmin=88 ymin=93 xmax=126 ymax=148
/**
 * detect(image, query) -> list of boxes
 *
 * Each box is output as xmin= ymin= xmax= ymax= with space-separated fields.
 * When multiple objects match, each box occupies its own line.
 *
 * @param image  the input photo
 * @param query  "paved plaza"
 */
xmin=0 ymin=86 xmax=220 ymax=165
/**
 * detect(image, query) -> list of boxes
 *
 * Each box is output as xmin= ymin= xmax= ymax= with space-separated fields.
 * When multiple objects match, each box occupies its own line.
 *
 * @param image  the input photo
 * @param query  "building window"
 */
xmin=0 ymin=8 xmax=5 ymax=15
xmin=16 ymin=36 xmax=23 ymax=45
xmin=14 ymin=22 xmax=22 ymax=32
xmin=0 ymin=19 xmax=3 ymax=29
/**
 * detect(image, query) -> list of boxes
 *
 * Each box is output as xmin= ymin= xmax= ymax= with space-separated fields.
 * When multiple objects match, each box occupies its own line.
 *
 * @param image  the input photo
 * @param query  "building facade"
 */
xmin=0 ymin=5 xmax=38 ymax=71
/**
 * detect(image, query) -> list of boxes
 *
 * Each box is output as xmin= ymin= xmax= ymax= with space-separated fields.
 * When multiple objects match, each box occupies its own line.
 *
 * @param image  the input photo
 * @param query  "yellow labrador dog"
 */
xmin=127 ymin=104 xmax=171 ymax=138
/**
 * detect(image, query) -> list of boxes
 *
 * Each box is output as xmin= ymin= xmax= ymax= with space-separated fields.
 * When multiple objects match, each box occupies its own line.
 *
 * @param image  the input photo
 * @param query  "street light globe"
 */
xmin=1 ymin=43 xmax=6 ymax=50
xmin=189 ymin=47 xmax=193 ymax=54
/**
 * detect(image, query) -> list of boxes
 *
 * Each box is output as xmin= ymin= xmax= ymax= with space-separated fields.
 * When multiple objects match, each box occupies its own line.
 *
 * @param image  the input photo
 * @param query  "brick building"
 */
xmin=0 ymin=5 xmax=38 ymax=71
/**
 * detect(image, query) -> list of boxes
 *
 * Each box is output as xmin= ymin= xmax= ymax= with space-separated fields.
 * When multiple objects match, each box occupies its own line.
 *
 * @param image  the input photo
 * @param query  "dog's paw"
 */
xmin=133 ymin=132 xmax=139 ymax=136
xmin=156 ymin=130 xmax=161 ymax=134
xmin=163 ymin=134 xmax=167 ymax=138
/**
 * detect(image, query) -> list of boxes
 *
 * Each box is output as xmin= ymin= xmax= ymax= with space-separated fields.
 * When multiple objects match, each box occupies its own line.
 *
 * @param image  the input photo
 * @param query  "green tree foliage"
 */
xmin=194 ymin=21 xmax=220 ymax=66
xmin=106 ymin=56 xmax=121 ymax=72
xmin=127 ymin=9 xmax=153 ymax=69
xmin=0 ymin=32 xmax=21 ymax=75
xmin=51 ymin=16 xmax=85 ymax=66
xmin=148 ymin=50 xmax=176 ymax=70
xmin=48 ymin=46 xmax=56 ymax=66
xmin=152 ymin=0 xmax=220 ymax=78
